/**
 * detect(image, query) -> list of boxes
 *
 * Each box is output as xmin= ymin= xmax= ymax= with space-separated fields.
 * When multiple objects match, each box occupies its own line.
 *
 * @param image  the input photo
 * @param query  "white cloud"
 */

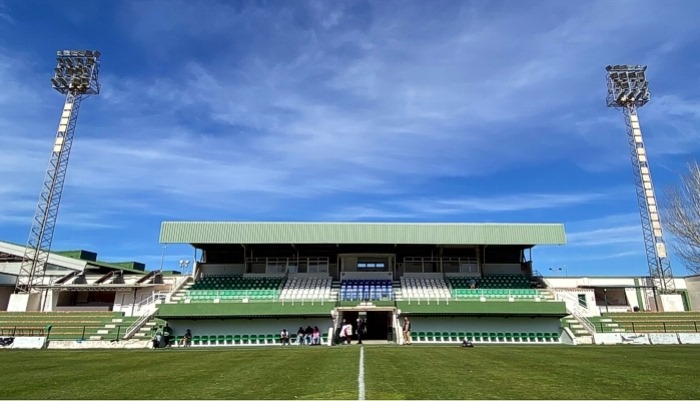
xmin=1 ymin=0 xmax=700 ymax=242
xmin=398 ymin=192 xmax=618 ymax=215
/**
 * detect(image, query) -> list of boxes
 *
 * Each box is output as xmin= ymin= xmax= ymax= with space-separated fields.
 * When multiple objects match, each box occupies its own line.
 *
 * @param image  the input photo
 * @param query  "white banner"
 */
xmin=649 ymin=333 xmax=679 ymax=345
xmin=678 ymin=333 xmax=700 ymax=344
xmin=594 ymin=333 xmax=651 ymax=345
xmin=47 ymin=339 xmax=150 ymax=349
xmin=0 ymin=336 xmax=46 ymax=349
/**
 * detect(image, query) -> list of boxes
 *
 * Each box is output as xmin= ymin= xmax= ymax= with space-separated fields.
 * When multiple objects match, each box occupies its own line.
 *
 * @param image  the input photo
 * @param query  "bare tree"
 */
xmin=663 ymin=161 xmax=700 ymax=274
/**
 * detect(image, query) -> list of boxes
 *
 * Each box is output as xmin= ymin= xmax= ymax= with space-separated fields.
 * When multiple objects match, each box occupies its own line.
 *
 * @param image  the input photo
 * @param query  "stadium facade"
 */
xmin=1 ymin=221 xmax=699 ymax=347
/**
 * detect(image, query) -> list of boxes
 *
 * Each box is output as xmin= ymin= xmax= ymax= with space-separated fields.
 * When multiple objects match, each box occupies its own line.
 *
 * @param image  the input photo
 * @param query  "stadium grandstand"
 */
xmin=2 ymin=222 xmax=700 ymax=348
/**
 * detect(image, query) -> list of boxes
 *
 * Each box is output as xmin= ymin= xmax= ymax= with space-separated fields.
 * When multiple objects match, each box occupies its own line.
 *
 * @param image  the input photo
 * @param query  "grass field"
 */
xmin=1 ymin=345 xmax=699 ymax=399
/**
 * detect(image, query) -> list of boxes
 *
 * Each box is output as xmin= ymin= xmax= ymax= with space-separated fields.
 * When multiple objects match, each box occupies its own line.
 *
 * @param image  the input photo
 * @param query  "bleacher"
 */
xmin=447 ymin=274 xmax=541 ymax=300
xmin=183 ymin=331 xmax=330 ymax=347
xmin=185 ymin=275 xmax=285 ymax=302
xmin=410 ymin=330 xmax=561 ymax=344
xmin=400 ymin=276 xmax=451 ymax=300
xmin=0 ymin=311 xmax=134 ymax=340
xmin=279 ymin=276 xmax=332 ymax=300
xmin=596 ymin=312 xmax=700 ymax=333
xmin=340 ymin=279 xmax=393 ymax=301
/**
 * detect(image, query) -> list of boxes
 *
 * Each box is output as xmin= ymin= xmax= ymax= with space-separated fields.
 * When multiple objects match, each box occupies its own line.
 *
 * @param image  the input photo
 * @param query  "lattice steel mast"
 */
xmin=605 ymin=65 xmax=675 ymax=295
xmin=14 ymin=50 xmax=101 ymax=294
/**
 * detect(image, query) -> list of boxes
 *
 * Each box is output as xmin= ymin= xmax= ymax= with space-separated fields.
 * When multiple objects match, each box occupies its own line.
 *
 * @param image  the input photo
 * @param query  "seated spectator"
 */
xmin=180 ymin=329 xmax=192 ymax=347
xmin=280 ymin=329 xmax=290 ymax=346
xmin=469 ymin=279 xmax=476 ymax=289
xmin=296 ymin=327 xmax=305 ymax=345
xmin=312 ymin=326 xmax=321 ymax=345
xmin=305 ymin=325 xmax=313 ymax=345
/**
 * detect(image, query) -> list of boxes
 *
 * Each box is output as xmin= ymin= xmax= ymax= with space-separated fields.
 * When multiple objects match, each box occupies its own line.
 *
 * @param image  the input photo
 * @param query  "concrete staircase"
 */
xmin=392 ymin=281 xmax=403 ymax=301
xmin=166 ymin=281 xmax=194 ymax=304
xmin=90 ymin=316 xmax=138 ymax=340
xmin=562 ymin=315 xmax=593 ymax=344
xmin=130 ymin=318 xmax=163 ymax=340
xmin=589 ymin=316 xmax=627 ymax=333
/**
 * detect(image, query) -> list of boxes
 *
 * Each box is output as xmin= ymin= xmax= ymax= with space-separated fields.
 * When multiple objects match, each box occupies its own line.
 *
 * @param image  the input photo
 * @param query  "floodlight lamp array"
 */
xmin=605 ymin=64 xmax=650 ymax=108
xmin=50 ymin=49 xmax=101 ymax=95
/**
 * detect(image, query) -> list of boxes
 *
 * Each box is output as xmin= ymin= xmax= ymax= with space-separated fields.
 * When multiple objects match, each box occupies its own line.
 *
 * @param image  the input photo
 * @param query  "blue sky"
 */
xmin=1 ymin=0 xmax=699 ymax=277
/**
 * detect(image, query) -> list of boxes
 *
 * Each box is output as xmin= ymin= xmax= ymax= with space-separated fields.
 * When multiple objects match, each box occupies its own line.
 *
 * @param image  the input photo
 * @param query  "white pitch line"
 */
xmin=358 ymin=346 xmax=366 ymax=401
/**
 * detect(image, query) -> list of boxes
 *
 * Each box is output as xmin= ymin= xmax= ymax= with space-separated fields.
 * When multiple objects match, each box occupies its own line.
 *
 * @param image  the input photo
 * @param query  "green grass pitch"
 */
xmin=1 ymin=345 xmax=699 ymax=399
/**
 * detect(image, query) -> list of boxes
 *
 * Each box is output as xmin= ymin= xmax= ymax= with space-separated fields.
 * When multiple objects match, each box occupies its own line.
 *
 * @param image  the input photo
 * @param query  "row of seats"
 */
xmin=411 ymin=331 xmax=560 ymax=343
xmin=448 ymin=274 xmax=531 ymax=289
xmin=341 ymin=279 xmax=393 ymax=301
xmin=279 ymin=277 xmax=332 ymax=300
xmin=185 ymin=290 xmax=280 ymax=302
xmin=401 ymin=277 xmax=451 ymax=300
xmin=182 ymin=333 xmax=330 ymax=346
xmin=191 ymin=276 xmax=285 ymax=290
xmin=452 ymin=289 xmax=541 ymax=299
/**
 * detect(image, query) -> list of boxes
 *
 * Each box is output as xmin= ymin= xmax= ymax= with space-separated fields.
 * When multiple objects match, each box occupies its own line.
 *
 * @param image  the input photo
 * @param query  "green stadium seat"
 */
xmin=192 ymin=336 xmax=201 ymax=345
xmin=233 ymin=335 xmax=241 ymax=344
xmin=217 ymin=335 xmax=225 ymax=344
xmin=209 ymin=335 xmax=217 ymax=345
xmin=411 ymin=332 xmax=418 ymax=342
xmin=481 ymin=332 xmax=489 ymax=342
xmin=441 ymin=332 xmax=450 ymax=342
xmin=266 ymin=334 xmax=275 ymax=344
xmin=242 ymin=334 xmax=249 ymax=345
xmin=225 ymin=335 xmax=233 ymax=345
xmin=450 ymin=332 xmax=458 ymax=342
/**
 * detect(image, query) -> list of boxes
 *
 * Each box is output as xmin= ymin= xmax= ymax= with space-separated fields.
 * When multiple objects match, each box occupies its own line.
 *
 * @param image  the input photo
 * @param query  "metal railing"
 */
xmin=134 ymin=292 xmax=167 ymax=313
xmin=566 ymin=320 xmax=700 ymax=333
xmin=0 ymin=327 xmax=46 ymax=337
xmin=123 ymin=311 xmax=156 ymax=340
xmin=554 ymin=290 xmax=596 ymax=335
xmin=0 ymin=325 xmax=129 ymax=341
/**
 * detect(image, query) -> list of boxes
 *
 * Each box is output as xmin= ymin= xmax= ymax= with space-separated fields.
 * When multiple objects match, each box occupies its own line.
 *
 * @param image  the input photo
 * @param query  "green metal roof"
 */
xmin=160 ymin=222 xmax=566 ymax=245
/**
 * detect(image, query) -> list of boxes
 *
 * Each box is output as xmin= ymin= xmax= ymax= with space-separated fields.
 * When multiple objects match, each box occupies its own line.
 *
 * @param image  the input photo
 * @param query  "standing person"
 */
xmin=342 ymin=320 xmax=353 ymax=345
xmin=356 ymin=317 xmax=365 ymax=345
xmin=162 ymin=323 xmax=173 ymax=347
xmin=402 ymin=317 xmax=412 ymax=345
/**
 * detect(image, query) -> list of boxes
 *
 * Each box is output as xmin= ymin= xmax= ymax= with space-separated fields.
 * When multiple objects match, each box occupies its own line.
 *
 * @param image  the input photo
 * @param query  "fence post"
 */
xmin=632 ymin=322 xmax=635 ymax=332
xmin=663 ymin=322 xmax=666 ymax=333
xmin=115 ymin=326 xmax=121 ymax=340
xmin=81 ymin=326 xmax=86 ymax=341
xmin=695 ymin=322 xmax=698 ymax=332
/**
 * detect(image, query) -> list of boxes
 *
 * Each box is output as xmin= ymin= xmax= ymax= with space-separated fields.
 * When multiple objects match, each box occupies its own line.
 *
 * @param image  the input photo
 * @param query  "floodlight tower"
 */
xmin=605 ymin=65 xmax=675 ymax=297
xmin=14 ymin=50 xmax=101 ymax=295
